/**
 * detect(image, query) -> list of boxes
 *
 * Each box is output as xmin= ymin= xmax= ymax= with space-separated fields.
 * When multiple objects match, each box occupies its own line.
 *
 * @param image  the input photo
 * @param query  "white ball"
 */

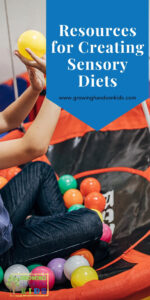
xmin=4 ymin=264 xmax=29 ymax=292
xmin=64 ymin=255 xmax=90 ymax=280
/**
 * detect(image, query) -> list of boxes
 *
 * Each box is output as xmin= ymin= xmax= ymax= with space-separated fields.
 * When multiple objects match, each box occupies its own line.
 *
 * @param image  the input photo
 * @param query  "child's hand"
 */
xmin=14 ymin=49 xmax=46 ymax=74
xmin=27 ymin=66 xmax=45 ymax=92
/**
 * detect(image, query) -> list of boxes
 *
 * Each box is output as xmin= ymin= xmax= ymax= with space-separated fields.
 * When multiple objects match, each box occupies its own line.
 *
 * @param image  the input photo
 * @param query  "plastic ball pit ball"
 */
xmin=63 ymin=189 xmax=83 ymax=208
xmin=58 ymin=175 xmax=77 ymax=194
xmin=64 ymin=255 xmax=90 ymax=280
xmin=80 ymin=177 xmax=101 ymax=196
xmin=92 ymin=209 xmax=103 ymax=222
xmin=47 ymin=258 xmax=66 ymax=284
xmin=0 ymin=267 xmax=4 ymax=284
xmin=4 ymin=264 xmax=29 ymax=292
xmin=29 ymin=266 xmax=55 ymax=290
xmin=18 ymin=30 xmax=46 ymax=60
xmin=27 ymin=264 xmax=42 ymax=272
xmin=85 ymin=192 xmax=106 ymax=212
xmin=71 ymin=266 xmax=98 ymax=288
xmin=68 ymin=204 xmax=85 ymax=212
xmin=0 ymin=177 xmax=8 ymax=189
xmin=70 ymin=249 xmax=94 ymax=267
xmin=101 ymin=223 xmax=112 ymax=243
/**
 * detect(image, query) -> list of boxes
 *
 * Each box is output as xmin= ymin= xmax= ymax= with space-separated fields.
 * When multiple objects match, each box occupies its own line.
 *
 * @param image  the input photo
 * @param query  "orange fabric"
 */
xmin=74 ymin=167 xmax=149 ymax=181
xmin=144 ymin=167 xmax=150 ymax=181
xmin=3 ymin=78 xmax=13 ymax=86
xmin=32 ymin=155 xmax=50 ymax=165
xmin=0 ymin=169 xmax=8 ymax=178
xmin=122 ymin=250 xmax=150 ymax=264
xmin=103 ymin=99 xmax=150 ymax=131
xmin=123 ymin=287 xmax=150 ymax=300
xmin=0 ymin=129 xmax=24 ymax=142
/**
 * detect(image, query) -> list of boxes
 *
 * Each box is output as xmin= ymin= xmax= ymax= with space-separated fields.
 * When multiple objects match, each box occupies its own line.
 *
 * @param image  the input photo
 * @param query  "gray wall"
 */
xmin=0 ymin=0 xmax=46 ymax=83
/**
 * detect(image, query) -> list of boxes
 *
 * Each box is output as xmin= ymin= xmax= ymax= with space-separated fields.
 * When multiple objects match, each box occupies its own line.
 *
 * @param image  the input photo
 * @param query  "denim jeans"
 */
xmin=0 ymin=162 xmax=102 ymax=268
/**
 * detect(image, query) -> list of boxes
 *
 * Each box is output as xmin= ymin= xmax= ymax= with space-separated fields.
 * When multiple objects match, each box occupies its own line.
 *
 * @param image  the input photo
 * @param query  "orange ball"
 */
xmin=6 ymin=167 xmax=21 ymax=181
xmin=0 ymin=169 xmax=7 ymax=178
xmin=85 ymin=192 xmax=106 ymax=212
xmin=63 ymin=189 xmax=83 ymax=208
xmin=70 ymin=249 xmax=94 ymax=267
xmin=0 ymin=176 xmax=8 ymax=189
xmin=80 ymin=177 xmax=101 ymax=196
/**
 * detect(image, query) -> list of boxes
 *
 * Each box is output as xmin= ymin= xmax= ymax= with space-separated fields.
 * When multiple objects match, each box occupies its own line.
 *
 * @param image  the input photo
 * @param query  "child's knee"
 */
xmin=65 ymin=208 xmax=102 ymax=238
xmin=28 ymin=161 xmax=52 ymax=172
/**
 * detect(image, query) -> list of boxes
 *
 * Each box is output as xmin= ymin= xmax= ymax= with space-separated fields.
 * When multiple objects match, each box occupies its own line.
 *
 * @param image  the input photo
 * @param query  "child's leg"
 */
xmin=1 ymin=161 xmax=66 ymax=228
xmin=34 ymin=162 xmax=67 ymax=216
xmin=0 ymin=209 xmax=103 ymax=268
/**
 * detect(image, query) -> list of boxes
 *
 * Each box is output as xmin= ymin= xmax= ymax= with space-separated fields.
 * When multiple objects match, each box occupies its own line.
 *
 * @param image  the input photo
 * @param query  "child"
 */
xmin=0 ymin=54 xmax=103 ymax=269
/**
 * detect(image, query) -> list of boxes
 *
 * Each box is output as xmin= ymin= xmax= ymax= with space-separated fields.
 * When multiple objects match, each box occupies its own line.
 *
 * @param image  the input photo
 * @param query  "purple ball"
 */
xmin=47 ymin=258 xmax=66 ymax=284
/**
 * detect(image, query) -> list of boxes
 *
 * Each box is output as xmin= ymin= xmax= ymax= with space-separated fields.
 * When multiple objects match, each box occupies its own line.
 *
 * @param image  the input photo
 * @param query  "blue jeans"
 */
xmin=0 ymin=162 xmax=102 ymax=268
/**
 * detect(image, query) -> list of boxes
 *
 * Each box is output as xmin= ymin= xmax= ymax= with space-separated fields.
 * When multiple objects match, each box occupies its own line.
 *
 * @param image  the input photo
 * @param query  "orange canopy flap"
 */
xmin=1 ymin=99 xmax=150 ymax=145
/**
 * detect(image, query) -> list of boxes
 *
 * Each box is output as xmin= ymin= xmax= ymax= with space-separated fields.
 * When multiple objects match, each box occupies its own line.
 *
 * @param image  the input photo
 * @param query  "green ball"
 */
xmin=27 ymin=264 xmax=42 ymax=272
xmin=68 ymin=204 xmax=85 ymax=212
xmin=0 ymin=267 xmax=4 ymax=284
xmin=58 ymin=175 xmax=77 ymax=194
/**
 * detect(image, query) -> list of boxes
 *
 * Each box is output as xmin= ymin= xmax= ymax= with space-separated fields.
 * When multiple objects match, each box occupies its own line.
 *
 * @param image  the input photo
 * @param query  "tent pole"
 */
xmin=142 ymin=101 xmax=150 ymax=133
xmin=4 ymin=0 xmax=19 ymax=99
xmin=4 ymin=0 xmax=25 ymax=131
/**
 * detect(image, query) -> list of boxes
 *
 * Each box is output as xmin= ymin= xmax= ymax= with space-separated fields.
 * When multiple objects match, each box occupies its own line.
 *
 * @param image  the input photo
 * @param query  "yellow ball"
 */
xmin=18 ymin=30 xmax=46 ymax=60
xmin=71 ymin=266 xmax=98 ymax=288
xmin=92 ymin=209 xmax=103 ymax=222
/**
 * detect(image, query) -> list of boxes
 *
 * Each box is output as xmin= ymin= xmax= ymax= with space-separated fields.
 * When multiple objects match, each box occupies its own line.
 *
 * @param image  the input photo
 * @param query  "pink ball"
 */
xmin=101 ymin=223 xmax=112 ymax=243
xmin=29 ymin=266 xmax=55 ymax=290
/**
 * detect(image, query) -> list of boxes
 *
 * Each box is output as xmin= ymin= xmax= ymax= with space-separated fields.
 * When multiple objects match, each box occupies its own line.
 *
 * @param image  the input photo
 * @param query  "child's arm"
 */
xmin=0 ymin=67 xmax=45 ymax=134
xmin=0 ymin=99 xmax=60 ymax=169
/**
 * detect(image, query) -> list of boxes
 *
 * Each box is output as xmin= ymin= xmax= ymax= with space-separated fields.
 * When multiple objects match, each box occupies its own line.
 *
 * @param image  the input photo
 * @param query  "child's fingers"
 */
xmin=14 ymin=50 xmax=22 ymax=59
xmin=14 ymin=49 xmax=36 ymax=67
xmin=14 ymin=50 xmax=19 ymax=56
xmin=25 ymin=48 xmax=42 ymax=64
xmin=14 ymin=50 xmax=26 ymax=63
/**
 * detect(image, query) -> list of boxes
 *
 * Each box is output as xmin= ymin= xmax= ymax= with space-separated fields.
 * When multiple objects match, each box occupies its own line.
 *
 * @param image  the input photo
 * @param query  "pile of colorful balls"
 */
xmin=0 ymin=243 xmax=111 ymax=293
xmin=58 ymin=174 xmax=112 ymax=243
xmin=0 ymin=248 xmax=99 ymax=292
